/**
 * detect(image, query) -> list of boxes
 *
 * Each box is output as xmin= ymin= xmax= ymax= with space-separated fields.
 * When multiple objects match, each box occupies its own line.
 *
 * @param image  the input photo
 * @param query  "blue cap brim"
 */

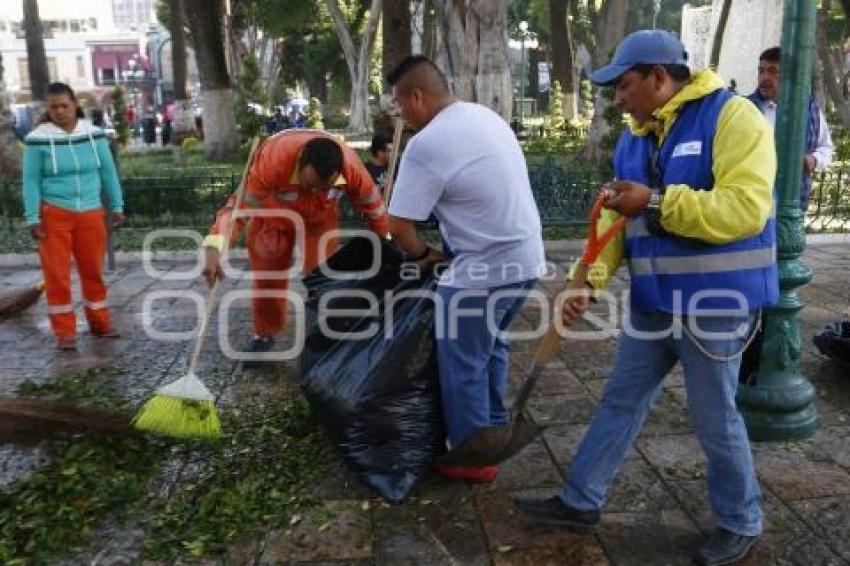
xmin=590 ymin=64 xmax=632 ymax=86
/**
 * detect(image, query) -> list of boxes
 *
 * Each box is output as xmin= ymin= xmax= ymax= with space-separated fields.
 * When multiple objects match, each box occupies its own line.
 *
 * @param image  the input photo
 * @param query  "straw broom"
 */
xmin=0 ymin=280 xmax=45 ymax=316
xmin=132 ymin=138 xmax=261 ymax=440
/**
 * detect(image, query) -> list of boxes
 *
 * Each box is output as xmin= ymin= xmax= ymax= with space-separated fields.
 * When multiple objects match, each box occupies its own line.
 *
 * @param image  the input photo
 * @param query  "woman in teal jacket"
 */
xmin=22 ymin=82 xmax=125 ymax=350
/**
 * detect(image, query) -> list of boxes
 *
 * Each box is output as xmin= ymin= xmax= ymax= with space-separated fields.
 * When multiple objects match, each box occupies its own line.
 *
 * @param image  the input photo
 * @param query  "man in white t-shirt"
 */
xmin=386 ymin=55 xmax=546 ymax=482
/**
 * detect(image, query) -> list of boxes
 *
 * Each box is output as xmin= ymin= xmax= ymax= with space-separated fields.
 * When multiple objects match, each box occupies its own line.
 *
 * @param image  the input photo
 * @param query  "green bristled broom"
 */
xmin=133 ymin=138 xmax=261 ymax=439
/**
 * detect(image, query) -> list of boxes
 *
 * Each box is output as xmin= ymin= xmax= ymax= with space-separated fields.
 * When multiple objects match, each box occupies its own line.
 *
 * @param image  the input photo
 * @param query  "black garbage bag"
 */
xmin=813 ymin=321 xmax=850 ymax=366
xmin=299 ymin=236 xmax=445 ymax=503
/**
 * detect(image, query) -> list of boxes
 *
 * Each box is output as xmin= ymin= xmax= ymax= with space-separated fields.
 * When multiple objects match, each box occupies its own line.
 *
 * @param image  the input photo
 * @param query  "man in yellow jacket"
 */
xmin=515 ymin=30 xmax=777 ymax=566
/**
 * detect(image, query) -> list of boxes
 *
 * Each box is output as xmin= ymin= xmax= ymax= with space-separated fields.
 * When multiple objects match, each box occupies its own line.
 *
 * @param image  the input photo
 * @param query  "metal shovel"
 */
xmin=436 ymin=194 xmax=627 ymax=468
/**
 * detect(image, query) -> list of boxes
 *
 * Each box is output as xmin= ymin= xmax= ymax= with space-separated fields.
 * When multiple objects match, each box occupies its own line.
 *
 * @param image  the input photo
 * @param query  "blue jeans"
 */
xmin=561 ymin=308 xmax=763 ymax=536
xmin=436 ymin=279 xmax=537 ymax=447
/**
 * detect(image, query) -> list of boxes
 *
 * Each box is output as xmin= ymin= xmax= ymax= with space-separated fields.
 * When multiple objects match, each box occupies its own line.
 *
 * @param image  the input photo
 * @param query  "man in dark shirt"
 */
xmin=365 ymin=132 xmax=393 ymax=187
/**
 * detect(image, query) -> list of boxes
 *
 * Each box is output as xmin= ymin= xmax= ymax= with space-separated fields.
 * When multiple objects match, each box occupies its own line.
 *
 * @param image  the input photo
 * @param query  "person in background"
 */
xmin=22 ymin=82 xmax=125 ymax=350
xmin=365 ymin=132 xmax=393 ymax=188
xmin=514 ymin=30 xmax=777 ymax=566
xmin=747 ymin=46 xmax=834 ymax=211
xmin=738 ymin=46 xmax=835 ymax=385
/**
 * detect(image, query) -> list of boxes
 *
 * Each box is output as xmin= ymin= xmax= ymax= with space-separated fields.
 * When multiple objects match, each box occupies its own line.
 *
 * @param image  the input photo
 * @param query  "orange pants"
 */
xmin=248 ymin=217 xmax=339 ymax=337
xmin=38 ymin=203 xmax=111 ymax=339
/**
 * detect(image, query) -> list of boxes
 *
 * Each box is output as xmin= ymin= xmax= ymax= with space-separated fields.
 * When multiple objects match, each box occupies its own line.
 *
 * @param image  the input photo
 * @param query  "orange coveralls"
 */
xmin=208 ymin=130 xmax=389 ymax=337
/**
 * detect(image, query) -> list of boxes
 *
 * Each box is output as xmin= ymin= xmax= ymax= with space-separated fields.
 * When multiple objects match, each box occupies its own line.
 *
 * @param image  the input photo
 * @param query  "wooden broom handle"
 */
xmin=188 ymin=137 xmax=262 ymax=375
xmin=382 ymin=117 xmax=404 ymax=204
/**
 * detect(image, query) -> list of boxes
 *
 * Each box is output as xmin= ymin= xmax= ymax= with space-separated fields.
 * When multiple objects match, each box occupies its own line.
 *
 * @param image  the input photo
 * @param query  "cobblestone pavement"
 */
xmin=1 ymin=243 xmax=848 ymax=565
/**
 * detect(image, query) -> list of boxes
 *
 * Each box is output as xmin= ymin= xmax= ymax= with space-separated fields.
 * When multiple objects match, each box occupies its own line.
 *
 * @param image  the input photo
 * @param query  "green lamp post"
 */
xmin=736 ymin=0 xmax=818 ymax=441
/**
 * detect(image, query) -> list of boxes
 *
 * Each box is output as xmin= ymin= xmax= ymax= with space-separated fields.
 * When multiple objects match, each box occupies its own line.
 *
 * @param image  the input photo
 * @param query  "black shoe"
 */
xmin=513 ymin=496 xmax=600 ymax=531
xmin=242 ymin=335 xmax=275 ymax=368
xmin=693 ymin=527 xmax=759 ymax=565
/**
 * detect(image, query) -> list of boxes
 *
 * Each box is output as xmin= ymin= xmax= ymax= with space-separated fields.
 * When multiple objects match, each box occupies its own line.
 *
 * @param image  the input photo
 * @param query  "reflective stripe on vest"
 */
xmin=243 ymin=193 xmax=263 ymax=207
xmin=84 ymin=300 xmax=109 ymax=310
xmin=629 ymin=246 xmax=776 ymax=276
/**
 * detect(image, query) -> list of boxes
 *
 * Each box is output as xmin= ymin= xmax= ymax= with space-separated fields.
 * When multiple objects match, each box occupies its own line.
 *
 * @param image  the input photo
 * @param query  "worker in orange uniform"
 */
xmin=201 ymin=130 xmax=389 ymax=360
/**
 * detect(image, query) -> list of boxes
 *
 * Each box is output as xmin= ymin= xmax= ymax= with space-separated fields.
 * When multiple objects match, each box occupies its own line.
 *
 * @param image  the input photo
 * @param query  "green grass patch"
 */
xmin=1 ymin=369 xmax=327 ymax=563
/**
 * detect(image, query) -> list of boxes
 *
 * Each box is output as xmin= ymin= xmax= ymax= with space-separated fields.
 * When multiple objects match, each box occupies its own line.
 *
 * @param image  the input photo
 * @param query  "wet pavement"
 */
xmin=0 ymin=241 xmax=849 ymax=565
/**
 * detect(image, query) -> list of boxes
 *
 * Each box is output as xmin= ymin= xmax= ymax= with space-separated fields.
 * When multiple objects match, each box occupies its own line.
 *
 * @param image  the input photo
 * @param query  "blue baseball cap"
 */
xmin=590 ymin=29 xmax=689 ymax=86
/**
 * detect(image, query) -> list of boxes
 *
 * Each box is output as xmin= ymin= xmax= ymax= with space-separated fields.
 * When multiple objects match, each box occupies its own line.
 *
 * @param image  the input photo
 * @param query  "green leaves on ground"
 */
xmin=142 ymin=396 xmax=326 ymax=559
xmin=2 ymin=370 xmax=326 ymax=563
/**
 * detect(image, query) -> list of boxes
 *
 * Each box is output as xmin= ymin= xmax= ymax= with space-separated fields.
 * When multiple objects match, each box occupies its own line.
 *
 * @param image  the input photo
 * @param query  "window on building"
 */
xmin=77 ymin=56 xmax=85 ymax=79
xmin=102 ymin=68 xmax=116 ymax=85
xmin=47 ymin=57 xmax=58 ymax=82
xmin=70 ymin=20 xmax=80 ymax=33
xmin=0 ymin=21 xmax=7 ymax=33
xmin=18 ymin=58 xmax=29 ymax=89
xmin=89 ymin=18 xmax=97 ymax=31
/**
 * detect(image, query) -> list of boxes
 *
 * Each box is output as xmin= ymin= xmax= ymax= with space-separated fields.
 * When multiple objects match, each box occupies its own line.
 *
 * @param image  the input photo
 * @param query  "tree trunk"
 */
xmin=383 ymin=0 xmax=411 ymax=83
xmin=170 ymin=0 xmax=189 ymax=100
xmin=583 ymin=0 xmax=628 ymax=163
xmin=23 ymin=0 xmax=49 ymax=102
xmin=0 ymin=52 xmax=21 ymax=182
xmin=184 ymin=0 xmax=240 ymax=158
xmin=709 ymin=0 xmax=732 ymax=69
xmin=434 ymin=0 xmax=512 ymax=122
xmin=325 ymin=0 xmax=382 ymax=132
xmin=169 ymin=0 xmax=195 ymax=145
xmin=817 ymin=3 xmax=850 ymax=127
xmin=422 ymin=0 xmax=439 ymax=61
xmin=550 ymin=0 xmax=577 ymax=118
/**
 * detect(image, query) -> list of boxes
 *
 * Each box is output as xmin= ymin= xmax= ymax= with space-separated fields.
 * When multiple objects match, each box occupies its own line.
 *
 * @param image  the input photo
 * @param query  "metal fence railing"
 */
xmin=2 ymin=161 xmax=849 ymax=250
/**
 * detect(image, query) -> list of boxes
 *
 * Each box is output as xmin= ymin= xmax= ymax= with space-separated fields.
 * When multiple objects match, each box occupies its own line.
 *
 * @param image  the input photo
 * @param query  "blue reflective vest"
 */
xmin=614 ymin=89 xmax=779 ymax=314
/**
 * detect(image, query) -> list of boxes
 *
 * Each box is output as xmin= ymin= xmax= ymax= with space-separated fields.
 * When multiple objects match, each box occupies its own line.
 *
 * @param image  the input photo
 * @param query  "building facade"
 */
xmin=0 ymin=0 xmax=153 ymax=107
xmin=681 ymin=0 xmax=783 ymax=95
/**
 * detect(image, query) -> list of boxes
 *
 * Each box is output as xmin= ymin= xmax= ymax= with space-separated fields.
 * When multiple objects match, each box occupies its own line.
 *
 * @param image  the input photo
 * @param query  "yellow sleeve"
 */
xmin=660 ymin=96 xmax=776 ymax=244
xmin=566 ymin=207 xmax=625 ymax=290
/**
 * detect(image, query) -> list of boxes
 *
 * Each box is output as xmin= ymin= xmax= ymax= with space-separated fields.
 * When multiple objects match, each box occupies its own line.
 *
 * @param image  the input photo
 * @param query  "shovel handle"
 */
xmin=534 ymin=193 xmax=625 ymax=364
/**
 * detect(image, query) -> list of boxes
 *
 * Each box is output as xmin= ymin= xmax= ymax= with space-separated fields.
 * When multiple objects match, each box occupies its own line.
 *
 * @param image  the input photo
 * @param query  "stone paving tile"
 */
xmin=604 ymin=459 xmax=681 ymax=514
xmin=790 ymin=495 xmax=850 ymax=563
xmin=640 ymin=389 xmax=694 ymax=437
xmin=543 ymin=424 xmax=640 ymax=470
xmin=809 ymin=425 xmax=850 ymax=470
xmin=527 ymin=393 xmax=598 ymax=426
xmin=809 ymin=371 xmax=850 ymax=415
xmin=0 ymin=368 xmax=45 ymax=395
xmin=811 ymin=397 xmax=850 ymax=427
xmin=309 ymin=454 xmax=373 ymax=502
xmin=476 ymin=438 xmax=563 ymax=493
xmin=222 ymin=529 xmax=265 ymax=565
xmin=372 ymin=480 xmax=489 ymax=566
xmin=259 ymin=500 xmax=372 ymax=564
xmin=582 ymin=378 xmax=606 ymax=402
xmin=0 ymin=346 xmax=54 ymax=370
xmin=596 ymin=510 xmax=702 ymax=566
xmin=666 ymin=480 xmax=846 ymax=565
xmin=0 ymin=319 xmax=38 ymax=343
xmin=754 ymin=447 xmax=850 ymax=500
xmin=492 ymin=545 xmax=609 ymax=566
xmin=473 ymin=487 xmax=604 ymax=555
xmin=558 ymin=338 xmax=620 ymax=382
xmin=636 ymin=435 xmax=708 ymax=481
xmin=518 ymin=367 xmax=587 ymax=399
xmin=0 ymin=442 xmax=50 ymax=487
